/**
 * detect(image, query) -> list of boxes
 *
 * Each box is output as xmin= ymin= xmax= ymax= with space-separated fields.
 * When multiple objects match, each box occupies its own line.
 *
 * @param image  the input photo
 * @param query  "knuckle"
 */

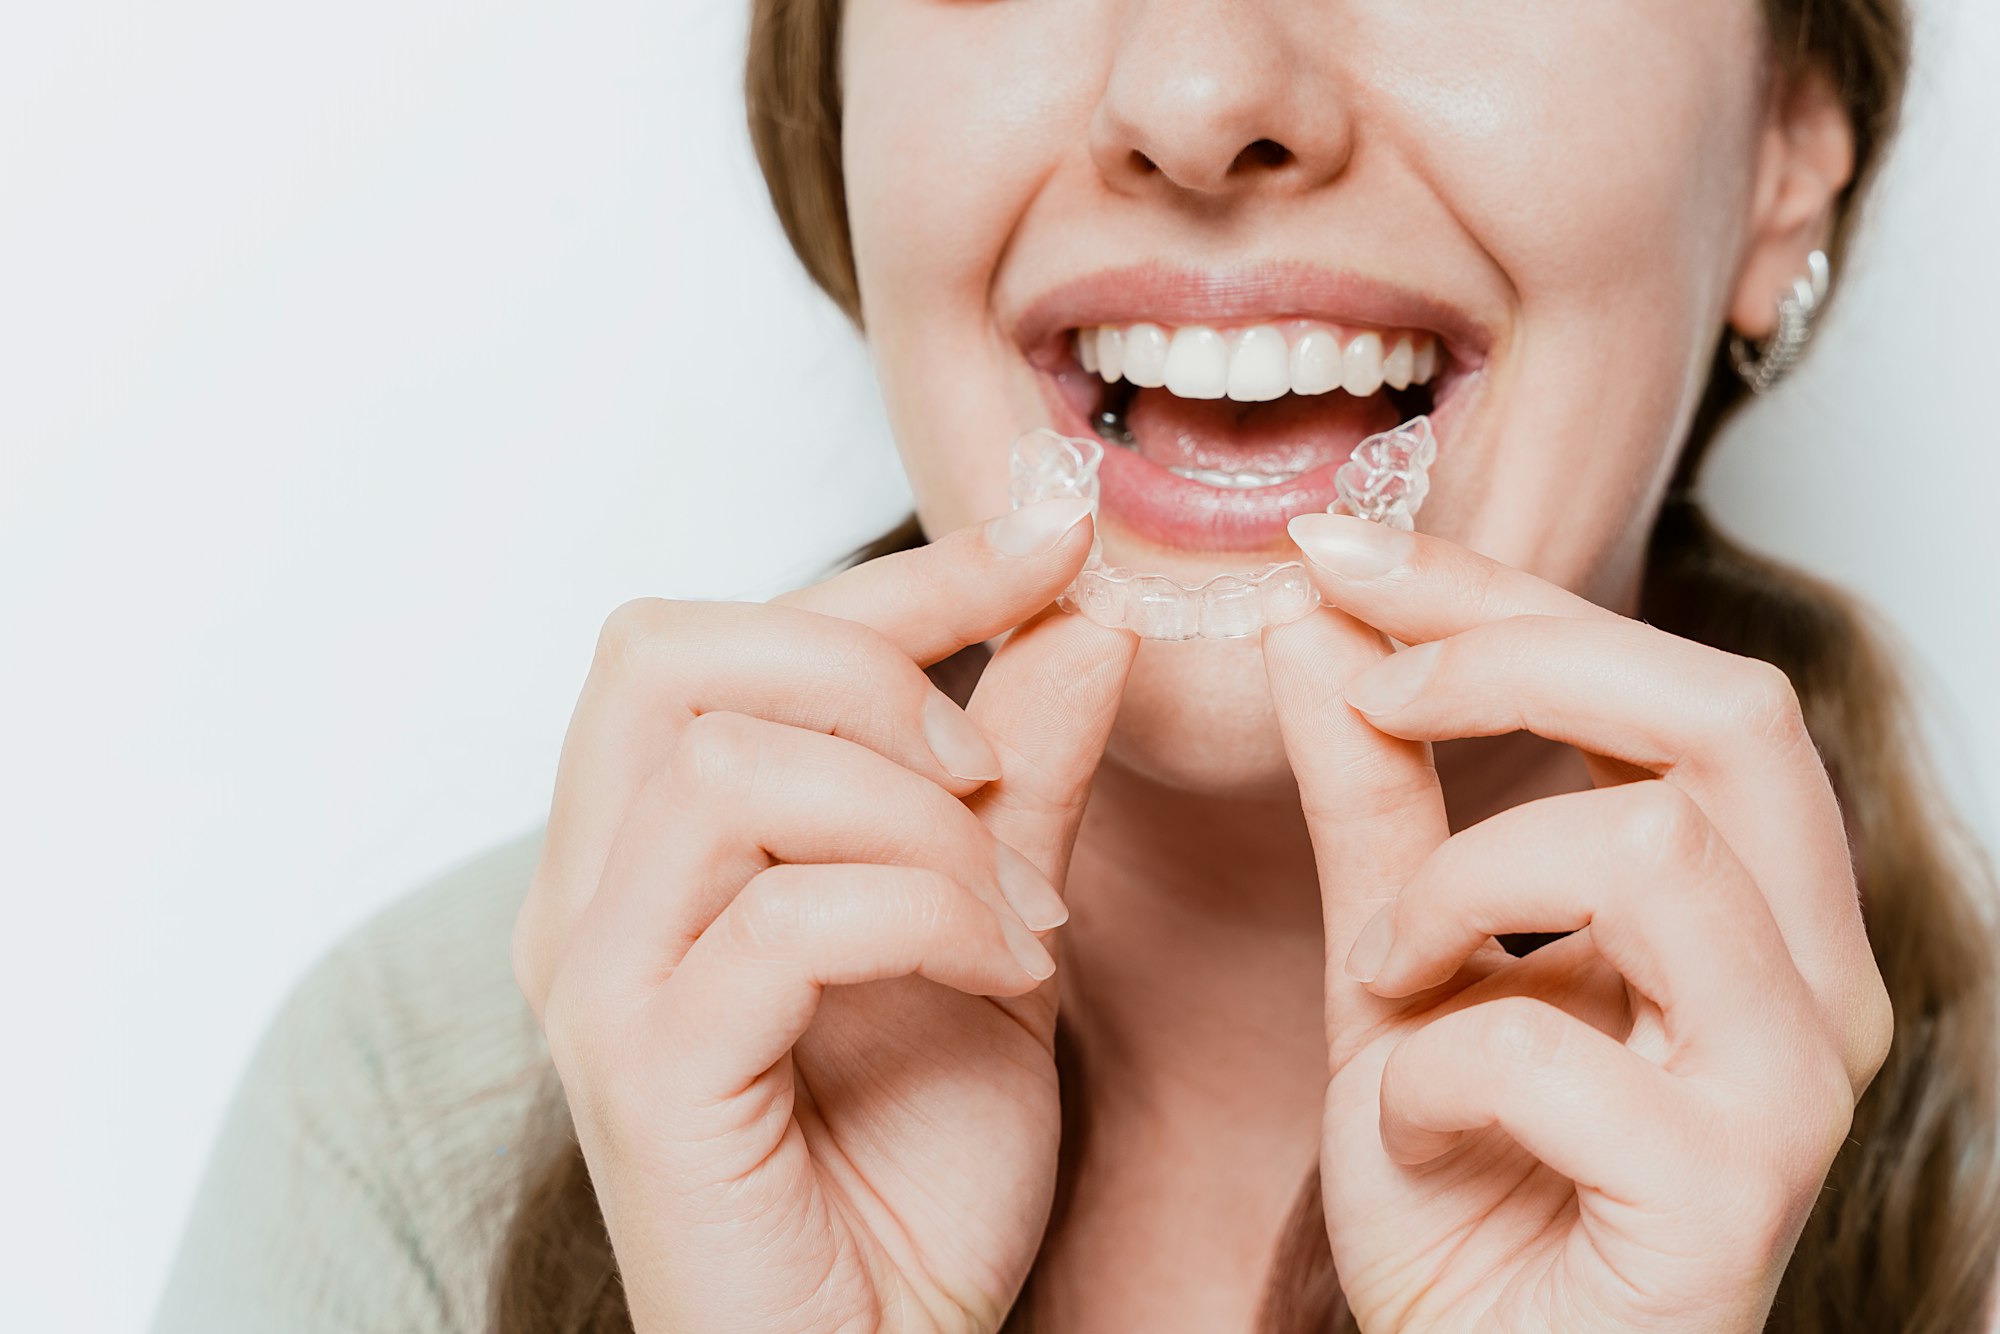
xmin=1612 ymin=780 xmax=1713 ymax=874
xmin=1313 ymin=745 xmax=1446 ymax=836
xmin=899 ymin=870 xmax=953 ymax=941
xmin=672 ymin=709 xmax=760 ymax=793
xmin=1454 ymin=554 xmax=1508 ymax=621
xmin=1851 ymin=975 xmax=1896 ymax=1087
xmin=1730 ymin=657 xmax=1810 ymax=748
xmin=726 ymin=868 xmax=811 ymax=960
xmin=594 ymin=596 xmax=680 ymax=671
xmin=800 ymin=618 xmax=912 ymax=716
xmin=812 ymin=610 xmax=899 ymax=676
xmin=1389 ymin=835 xmax=1464 ymax=935
xmin=1765 ymin=1030 xmax=1861 ymax=1165
xmin=1480 ymin=997 xmax=1566 ymax=1069
xmin=1815 ymin=1060 xmax=1860 ymax=1146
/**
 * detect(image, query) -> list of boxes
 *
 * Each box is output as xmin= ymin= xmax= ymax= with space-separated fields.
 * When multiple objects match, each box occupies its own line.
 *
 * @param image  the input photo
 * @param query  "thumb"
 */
xmin=1262 ymin=607 xmax=1451 ymax=1056
xmin=965 ymin=610 xmax=1137 ymax=890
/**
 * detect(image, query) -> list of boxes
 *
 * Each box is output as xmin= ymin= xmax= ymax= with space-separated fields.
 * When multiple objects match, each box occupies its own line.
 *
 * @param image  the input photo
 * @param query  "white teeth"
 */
xmin=1079 ymin=319 xmax=1442 ymax=398
xmin=1383 ymin=334 xmax=1413 ymax=391
xmin=1096 ymin=326 xmax=1124 ymax=383
xmin=1289 ymin=329 xmax=1344 ymax=396
xmin=1163 ymin=326 xmax=1229 ymax=399
xmin=1167 ymin=465 xmax=1303 ymax=488
xmin=1226 ymin=326 xmax=1290 ymax=402
xmin=1341 ymin=331 xmax=1385 ymax=397
xmin=1120 ymin=322 xmax=1170 ymax=388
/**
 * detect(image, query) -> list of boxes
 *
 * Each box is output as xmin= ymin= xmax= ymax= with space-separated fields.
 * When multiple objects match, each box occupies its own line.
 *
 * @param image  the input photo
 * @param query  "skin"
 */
xmin=512 ymin=0 xmax=1890 ymax=1330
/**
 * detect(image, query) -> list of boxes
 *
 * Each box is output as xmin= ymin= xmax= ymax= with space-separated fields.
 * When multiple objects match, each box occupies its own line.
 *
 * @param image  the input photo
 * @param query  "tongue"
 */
xmin=1125 ymin=386 xmax=1402 ymax=475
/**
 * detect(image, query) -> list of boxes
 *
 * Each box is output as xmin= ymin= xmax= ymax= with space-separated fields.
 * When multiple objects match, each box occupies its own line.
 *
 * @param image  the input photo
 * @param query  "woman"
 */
xmin=154 ymin=0 xmax=2000 ymax=1330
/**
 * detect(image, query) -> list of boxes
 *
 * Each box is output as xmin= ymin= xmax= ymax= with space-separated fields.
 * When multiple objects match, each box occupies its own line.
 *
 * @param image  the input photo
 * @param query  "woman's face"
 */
xmin=839 ymin=0 xmax=1810 ymax=797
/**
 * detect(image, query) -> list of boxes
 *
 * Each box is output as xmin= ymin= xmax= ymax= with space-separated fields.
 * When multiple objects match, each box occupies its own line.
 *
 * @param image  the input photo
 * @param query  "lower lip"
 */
xmin=1034 ymin=371 xmax=1460 ymax=554
xmin=1097 ymin=445 xmax=1344 ymax=550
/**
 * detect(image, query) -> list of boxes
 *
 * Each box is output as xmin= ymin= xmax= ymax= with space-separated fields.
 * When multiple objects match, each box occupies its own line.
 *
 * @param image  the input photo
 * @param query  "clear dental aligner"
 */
xmin=1008 ymin=416 xmax=1438 ymax=642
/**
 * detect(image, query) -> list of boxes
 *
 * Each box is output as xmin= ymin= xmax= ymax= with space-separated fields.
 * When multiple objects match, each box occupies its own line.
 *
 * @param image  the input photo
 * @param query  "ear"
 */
xmin=1728 ymin=64 xmax=1856 ymax=339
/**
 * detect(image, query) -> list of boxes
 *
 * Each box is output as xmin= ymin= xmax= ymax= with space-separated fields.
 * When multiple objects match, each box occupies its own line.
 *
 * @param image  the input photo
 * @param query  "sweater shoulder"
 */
xmin=153 ymin=826 xmax=560 ymax=1334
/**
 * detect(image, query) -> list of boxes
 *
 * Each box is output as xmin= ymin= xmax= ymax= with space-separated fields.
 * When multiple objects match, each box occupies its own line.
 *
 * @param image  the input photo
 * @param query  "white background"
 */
xmin=2 ymin=0 xmax=1995 ymax=1329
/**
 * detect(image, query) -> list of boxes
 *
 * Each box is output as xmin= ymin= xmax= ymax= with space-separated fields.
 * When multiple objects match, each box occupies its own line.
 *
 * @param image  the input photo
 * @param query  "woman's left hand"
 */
xmin=1261 ymin=513 xmax=1894 ymax=1333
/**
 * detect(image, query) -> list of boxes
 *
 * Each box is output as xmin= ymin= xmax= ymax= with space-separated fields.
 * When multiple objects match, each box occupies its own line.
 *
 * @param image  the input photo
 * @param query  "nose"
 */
xmin=1089 ymin=0 xmax=1355 ymax=200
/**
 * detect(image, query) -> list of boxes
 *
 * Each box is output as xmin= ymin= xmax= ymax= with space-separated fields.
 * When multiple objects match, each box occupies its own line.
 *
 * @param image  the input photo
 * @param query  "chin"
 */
xmin=1101 ymin=634 xmax=1300 ymax=801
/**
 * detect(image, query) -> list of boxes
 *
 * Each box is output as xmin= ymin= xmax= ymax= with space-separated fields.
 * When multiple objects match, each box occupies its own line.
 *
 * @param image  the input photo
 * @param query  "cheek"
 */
xmin=1372 ymin=0 xmax=1765 ymax=303
xmin=841 ymin=2 xmax=1095 ymax=329
xmin=1363 ymin=1 xmax=1767 ymax=597
xmin=840 ymin=0 xmax=1101 ymax=527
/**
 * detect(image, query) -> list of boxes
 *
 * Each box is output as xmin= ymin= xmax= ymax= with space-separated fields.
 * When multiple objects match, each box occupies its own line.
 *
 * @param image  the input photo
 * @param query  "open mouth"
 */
xmin=1034 ymin=316 xmax=1476 ymax=553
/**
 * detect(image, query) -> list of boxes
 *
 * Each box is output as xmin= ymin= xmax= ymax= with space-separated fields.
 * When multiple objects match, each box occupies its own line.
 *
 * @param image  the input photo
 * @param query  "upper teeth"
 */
xmin=1077 ymin=321 xmax=1439 ymax=402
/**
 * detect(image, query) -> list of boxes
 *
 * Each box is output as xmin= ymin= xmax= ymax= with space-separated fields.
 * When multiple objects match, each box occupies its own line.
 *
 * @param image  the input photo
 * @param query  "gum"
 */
xmin=1009 ymin=416 xmax=1436 ymax=641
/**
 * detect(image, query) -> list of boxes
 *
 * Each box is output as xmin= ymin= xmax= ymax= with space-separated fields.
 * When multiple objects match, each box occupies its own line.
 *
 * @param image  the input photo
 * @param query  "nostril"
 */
xmin=1129 ymin=148 xmax=1159 ymax=175
xmin=1235 ymin=138 xmax=1292 ymax=172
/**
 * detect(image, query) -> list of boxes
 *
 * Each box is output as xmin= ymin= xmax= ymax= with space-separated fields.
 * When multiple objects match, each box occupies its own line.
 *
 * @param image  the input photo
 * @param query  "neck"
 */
xmin=1057 ymin=729 xmax=1589 ymax=1139
xmin=1061 ymin=756 xmax=1327 ymax=1134
xmin=1033 ymin=727 xmax=1590 ymax=1332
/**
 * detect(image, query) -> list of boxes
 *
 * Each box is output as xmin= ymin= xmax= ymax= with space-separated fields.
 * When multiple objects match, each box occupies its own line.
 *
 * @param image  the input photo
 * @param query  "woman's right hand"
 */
xmin=512 ymin=498 xmax=1137 ymax=1334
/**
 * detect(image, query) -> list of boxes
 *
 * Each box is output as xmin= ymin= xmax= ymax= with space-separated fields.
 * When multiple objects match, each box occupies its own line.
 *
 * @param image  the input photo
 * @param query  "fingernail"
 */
xmin=987 ymin=497 xmax=1092 ymax=558
xmin=995 ymin=907 xmax=1057 ymax=980
xmin=923 ymin=692 xmax=1001 ymax=782
xmin=1344 ymin=640 xmax=1440 ymax=717
xmin=1345 ymin=903 xmax=1396 ymax=983
xmin=996 ymin=843 xmax=1069 ymax=930
xmin=1289 ymin=513 xmax=1412 ymax=581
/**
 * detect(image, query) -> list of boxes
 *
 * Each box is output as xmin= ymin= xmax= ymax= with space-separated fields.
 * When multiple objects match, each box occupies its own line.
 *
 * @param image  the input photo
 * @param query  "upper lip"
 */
xmin=1011 ymin=258 xmax=1493 ymax=373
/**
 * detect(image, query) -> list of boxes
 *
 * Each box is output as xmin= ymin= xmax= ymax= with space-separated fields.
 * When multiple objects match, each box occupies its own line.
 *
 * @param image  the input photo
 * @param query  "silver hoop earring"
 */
xmin=1729 ymin=248 xmax=1830 ymax=395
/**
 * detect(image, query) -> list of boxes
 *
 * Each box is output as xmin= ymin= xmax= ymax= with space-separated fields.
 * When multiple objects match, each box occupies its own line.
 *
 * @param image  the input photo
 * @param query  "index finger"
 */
xmin=778 ymin=497 xmax=1096 ymax=665
xmin=1286 ymin=511 xmax=1618 ymax=644
xmin=522 ymin=499 xmax=1093 ymax=995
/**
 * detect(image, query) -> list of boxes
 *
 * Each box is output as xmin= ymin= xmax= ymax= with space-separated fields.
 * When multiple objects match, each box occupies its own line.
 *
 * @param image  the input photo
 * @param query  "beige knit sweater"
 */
xmin=150 ymin=824 xmax=2000 ymax=1331
xmin=151 ymin=828 xmax=554 ymax=1333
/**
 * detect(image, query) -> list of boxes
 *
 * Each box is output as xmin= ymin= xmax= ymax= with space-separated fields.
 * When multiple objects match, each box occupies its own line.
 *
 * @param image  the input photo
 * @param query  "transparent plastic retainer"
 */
xmin=1008 ymin=415 xmax=1437 ymax=642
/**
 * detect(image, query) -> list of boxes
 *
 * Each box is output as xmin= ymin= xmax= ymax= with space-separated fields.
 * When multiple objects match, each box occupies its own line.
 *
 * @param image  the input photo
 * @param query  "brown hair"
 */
xmin=490 ymin=1 xmax=2000 ymax=1328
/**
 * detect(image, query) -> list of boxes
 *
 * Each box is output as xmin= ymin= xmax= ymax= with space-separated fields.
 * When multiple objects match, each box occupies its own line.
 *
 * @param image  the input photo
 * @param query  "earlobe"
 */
xmin=1727 ymin=66 xmax=1856 ymax=340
